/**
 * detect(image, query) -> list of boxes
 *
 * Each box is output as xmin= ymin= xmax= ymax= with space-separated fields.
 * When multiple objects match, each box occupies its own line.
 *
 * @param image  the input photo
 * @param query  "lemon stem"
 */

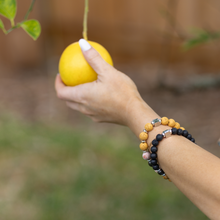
xmin=83 ymin=0 xmax=89 ymax=40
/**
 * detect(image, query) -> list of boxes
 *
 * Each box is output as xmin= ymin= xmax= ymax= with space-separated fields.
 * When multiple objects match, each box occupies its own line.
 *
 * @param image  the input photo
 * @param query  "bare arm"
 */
xmin=55 ymin=39 xmax=220 ymax=219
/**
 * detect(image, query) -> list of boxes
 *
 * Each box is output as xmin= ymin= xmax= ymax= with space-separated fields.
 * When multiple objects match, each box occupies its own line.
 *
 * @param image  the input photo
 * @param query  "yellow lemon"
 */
xmin=59 ymin=41 xmax=113 ymax=86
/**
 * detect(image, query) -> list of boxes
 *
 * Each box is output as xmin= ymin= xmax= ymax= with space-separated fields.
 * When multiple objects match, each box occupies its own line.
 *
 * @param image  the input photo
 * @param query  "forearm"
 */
xmin=127 ymin=98 xmax=220 ymax=220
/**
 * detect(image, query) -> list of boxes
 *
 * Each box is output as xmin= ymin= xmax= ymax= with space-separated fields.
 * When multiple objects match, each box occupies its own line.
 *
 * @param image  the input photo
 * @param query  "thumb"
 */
xmin=79 ymin=39 xmax=113 ymax=76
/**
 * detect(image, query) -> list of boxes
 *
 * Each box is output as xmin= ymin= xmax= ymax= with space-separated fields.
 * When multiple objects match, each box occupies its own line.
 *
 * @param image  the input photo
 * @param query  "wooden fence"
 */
xmin=0 ymin=0 xmax=220 ymax=73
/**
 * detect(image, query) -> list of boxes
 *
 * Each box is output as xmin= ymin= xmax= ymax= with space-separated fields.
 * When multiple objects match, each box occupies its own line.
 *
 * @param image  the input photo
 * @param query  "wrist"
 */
xmin=125 ymin=97 xmax=160 ymax=138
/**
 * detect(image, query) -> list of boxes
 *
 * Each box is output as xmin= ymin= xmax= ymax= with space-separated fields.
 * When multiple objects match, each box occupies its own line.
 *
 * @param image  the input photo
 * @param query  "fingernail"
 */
xmin=79 ymin=39 xmax=91 ymax=52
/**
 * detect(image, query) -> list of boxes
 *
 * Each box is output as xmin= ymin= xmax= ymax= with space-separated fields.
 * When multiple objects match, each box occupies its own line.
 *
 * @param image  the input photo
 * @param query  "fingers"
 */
xmin=55 ymin=74 xmax=84 ymax=103
xmin=79 ymin=39 xmax=113 ymax=77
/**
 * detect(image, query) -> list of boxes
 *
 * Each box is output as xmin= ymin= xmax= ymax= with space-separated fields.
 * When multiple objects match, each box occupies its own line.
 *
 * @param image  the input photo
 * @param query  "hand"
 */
xmin=55 ymin=39 xmax=143 ymax=126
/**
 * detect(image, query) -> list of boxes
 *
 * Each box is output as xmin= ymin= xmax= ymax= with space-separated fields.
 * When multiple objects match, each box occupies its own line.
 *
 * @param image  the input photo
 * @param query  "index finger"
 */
xmin=55 ymin=74 xmax=82 ymax=103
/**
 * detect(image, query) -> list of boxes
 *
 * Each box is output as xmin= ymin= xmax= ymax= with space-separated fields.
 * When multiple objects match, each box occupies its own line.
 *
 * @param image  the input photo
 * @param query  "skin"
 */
xmin=55 ymin=44 xmax=220 ymax=220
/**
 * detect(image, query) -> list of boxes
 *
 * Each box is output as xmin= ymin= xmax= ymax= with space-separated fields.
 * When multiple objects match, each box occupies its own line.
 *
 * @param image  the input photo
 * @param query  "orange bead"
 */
xmin=144 ymin=123 xmax=153 ymax=132
xmin=139 ymin=142 xmax=148 ymax=151
xmin=139 ymin=132 xmax=148 ymax=140
xmin=180 ymin=127 xmax=185 ymax=130
xmin=161 ymin=117 xmax=169 ymax=125
xmin=163 ymin=175 xmax=168 ymax=180
xmin=174 ymin=122 xmax=180 ymax=129
xmin=168 ymin=119 xmax=176 ymax=127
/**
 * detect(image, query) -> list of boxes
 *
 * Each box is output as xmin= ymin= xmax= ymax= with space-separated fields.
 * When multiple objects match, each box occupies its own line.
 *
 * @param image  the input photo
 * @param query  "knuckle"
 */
xmin=88 ymin=51 xmax=100 ymax=64
xmin=56 ymin=91 xmax=64 ymax=100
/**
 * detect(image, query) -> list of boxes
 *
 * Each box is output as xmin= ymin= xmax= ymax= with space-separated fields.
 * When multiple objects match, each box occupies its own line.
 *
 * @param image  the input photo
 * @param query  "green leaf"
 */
xmin=0 ymin=0 xmax=17 ymax=20
xmin=0 ymin=18 xmax=4 ymax=28
xmin=21 ymin=19 xmax=41 ymax=40
xmin=183 ymin=29 xmax=220 ymax=51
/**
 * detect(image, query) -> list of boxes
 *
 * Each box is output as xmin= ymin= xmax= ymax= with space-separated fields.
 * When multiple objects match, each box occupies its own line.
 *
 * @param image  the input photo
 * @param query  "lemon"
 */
xmin=59 ymin=41 xmax=113 ymax=86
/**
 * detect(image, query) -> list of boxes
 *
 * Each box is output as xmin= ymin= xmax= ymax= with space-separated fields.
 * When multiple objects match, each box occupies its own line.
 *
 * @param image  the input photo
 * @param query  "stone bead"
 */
xmin=180 ymin=127 xmax=185 ymax=130
xmin=163 ymin=175 xmax=168 ymax=180
xmin=144 ymin=123 xmax=153 ymax=132
xmin=139 ymin=132 xmax=148 ymax=140
xmin=142 ymin=151 xmax=150 ymax=160
xmin=168 ymin=119 xmax=176 ymax=127
xmin=161 ymin=117 xmax=169 ymax=125
xmin=139 ymin=142 xmax=148 ymax=151
xmin=151 ymin=146 xmax=158 ymax=153
xmin=174 ymin=122 xmax=180 ymax=129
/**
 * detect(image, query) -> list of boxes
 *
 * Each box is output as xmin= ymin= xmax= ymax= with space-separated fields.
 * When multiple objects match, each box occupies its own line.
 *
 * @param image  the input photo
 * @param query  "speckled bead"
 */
xmin=139 ymin=132 xmax=148 ymax=140
xmin=168 ymin=119 xmax=176 ymax=127
xmin=144 ymin=123 xmax=153 ymax=132
xmin=161 ymin=117 xmax=169 ymax=125
xmin=174 ymin=122 xmax=180 ymax=129
xmin=139 ymin=142 xmax=148 ymax=151
xmin=142 ymin=151 xmax=150 ymax=160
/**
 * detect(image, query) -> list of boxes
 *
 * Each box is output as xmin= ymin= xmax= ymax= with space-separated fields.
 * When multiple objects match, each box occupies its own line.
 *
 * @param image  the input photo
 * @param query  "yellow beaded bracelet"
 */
xmin=139 ymin=117 xmax=184 ymax=151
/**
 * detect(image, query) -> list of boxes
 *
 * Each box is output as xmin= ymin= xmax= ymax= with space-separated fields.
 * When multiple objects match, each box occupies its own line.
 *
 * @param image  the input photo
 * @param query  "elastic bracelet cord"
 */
xmin=145 ymin=128 xmax=195 ymax=182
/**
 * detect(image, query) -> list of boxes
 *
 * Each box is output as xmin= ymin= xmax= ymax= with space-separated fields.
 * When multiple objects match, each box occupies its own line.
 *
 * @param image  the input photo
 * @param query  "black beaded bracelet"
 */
xmin=148 ymin=128 xmax=195 ymax=181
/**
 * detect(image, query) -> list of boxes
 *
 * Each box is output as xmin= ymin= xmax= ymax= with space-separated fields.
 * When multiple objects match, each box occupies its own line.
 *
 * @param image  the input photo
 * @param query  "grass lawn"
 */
xmin=0 ymin=114 xmax=209 ymax=220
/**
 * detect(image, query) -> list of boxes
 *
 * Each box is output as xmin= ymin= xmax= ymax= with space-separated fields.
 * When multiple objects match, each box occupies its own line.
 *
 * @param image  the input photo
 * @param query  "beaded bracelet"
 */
xmin=139 ymin=117 xmax=184 ymax=152
xmin=144 ymin=128 xmax=195 ymax=182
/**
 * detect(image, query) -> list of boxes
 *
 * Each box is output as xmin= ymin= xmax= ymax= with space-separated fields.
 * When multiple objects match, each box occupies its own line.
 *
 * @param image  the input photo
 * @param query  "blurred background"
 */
xmin=0 ymin=0 xmax=219 ymax=219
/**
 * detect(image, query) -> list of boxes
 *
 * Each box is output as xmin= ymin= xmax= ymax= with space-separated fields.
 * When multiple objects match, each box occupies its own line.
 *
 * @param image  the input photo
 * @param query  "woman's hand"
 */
xmin=55 ymin=39 xmax=143 ymax=126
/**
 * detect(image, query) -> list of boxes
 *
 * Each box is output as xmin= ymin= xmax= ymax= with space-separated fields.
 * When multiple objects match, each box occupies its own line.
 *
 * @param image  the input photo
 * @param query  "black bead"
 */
xmin=152 ymin=139 xmax=159 ymax=146
xmin=172 ymin=128 xmax=177 ymax=135
xmin=153 ymin=164 xmax=159 ymax=170
xmin=158 ymin=169 xmax=165 ymax=175
xmin=182 ymin=130 xmax=188 ymax=137
xmin=187 ymin=134 xmax=192 ymax=140
xmin=156 ymin=134 xmax=163 ymax=141
xmin=151 ymin=159 xmax=157 ymax=165
xmin=151 ymin=146 xmax=158 ymax=153
xmin=177 ymin=129 xmax=183 ymax=135
xmin=150 ymin=153 xmax=157 ymax=160
xmin=191 ymin=138 xmax=195 ymax=143
xmin=148 ymin=161 xmax=152 ymax=167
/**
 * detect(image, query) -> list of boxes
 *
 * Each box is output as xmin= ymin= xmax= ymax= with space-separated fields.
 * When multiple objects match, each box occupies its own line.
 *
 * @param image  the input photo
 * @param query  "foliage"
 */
xmin=183 ymin=29 xmax=220 ymax=50
xmin=0 ymin=0 xmax=41 ymax=40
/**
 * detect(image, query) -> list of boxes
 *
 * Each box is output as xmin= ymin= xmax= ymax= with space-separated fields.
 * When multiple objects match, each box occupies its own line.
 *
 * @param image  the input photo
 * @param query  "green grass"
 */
xmin=0 ymin=114 xmax=208 ymax=220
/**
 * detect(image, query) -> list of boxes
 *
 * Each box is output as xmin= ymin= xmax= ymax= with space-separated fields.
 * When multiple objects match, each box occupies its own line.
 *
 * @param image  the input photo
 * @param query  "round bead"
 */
xmin=163 ymin=175 xmax=168 ymax=180
xmin=142 ymin=151 xmax=150 ymax=160
xmin=151 ymin=146 xmax=158 ymax=153
xmin=161 ymin=117 xmax=169 ymax=125
xmin=150 ymin=153 xmax=157 ymax=160
xmin=152 ymin=139 xmax=159 ymax=146
xmin=148 ymin=160 xmax=152 ymax=167
xmin=171 ymin=128 xmax=177 ymax=135
xmin=168 ymin=119 xmax=176 ymax=127
xmin=139 ymin=142 xmax=148 ymax=151
xmin=182 ymin=130 xmax=188 ymax=137
xmin=144 ymin=123 xmax=153 ymax=132
xmin=151 ymin=159 xmax=157 ymax=165
xmin=174 ymin=122 xmax=180 ymax=129
xmin=156 ymin=134 xmax=163 ymax=141
xmin=187 ymin=134 xmax=192 ymax=140
xmin=139 ymin=132 xmax=148 ymax=141
xmin=153 ymin=164 xmax=159 ymax=170
xmin=191 ymin=138 xmax=195 ymax=143
xmin=180 ymin=127 xmax=185 ymax=131
xmin=177 ymin=129 xmax=183 ymax=135
xmin=158 ymin=169 xmax=165 ymax=175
